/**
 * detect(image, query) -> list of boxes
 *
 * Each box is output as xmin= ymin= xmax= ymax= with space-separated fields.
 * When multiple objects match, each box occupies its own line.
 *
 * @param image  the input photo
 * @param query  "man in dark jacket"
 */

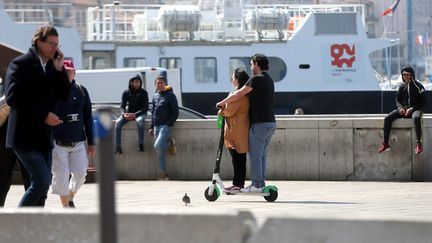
xmin=378 ymin=66 xmax=426 ymax=154
xmin=5 ymin=25 xmax=71 ymax=206
xmin=115 ymin=74 xmax=149 ymax=154
xmin=148 ymin=76 xmax=179 ymax=180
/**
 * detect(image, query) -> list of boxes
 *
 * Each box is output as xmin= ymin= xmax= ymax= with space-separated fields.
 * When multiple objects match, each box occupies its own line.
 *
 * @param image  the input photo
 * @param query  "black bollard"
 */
xmin=95 ymin=109 xmax=117 ymax=243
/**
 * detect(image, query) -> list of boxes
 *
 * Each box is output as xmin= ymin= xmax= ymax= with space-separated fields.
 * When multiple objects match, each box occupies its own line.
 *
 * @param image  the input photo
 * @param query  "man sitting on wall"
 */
xmin=115 ymin=75 xmax=149 ymax=154
xmin=378 ymin=66 xmax=426 ymax=154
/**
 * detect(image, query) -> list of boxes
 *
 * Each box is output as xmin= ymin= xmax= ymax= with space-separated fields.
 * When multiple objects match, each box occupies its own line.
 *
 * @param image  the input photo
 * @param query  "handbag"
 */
xmin=0 ymin=95 xmax=10 ymax=127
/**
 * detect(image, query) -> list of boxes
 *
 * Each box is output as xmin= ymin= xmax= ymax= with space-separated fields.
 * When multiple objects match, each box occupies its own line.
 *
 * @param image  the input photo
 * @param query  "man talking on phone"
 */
xmin=4 ymin=25 xmax=71 ymax=207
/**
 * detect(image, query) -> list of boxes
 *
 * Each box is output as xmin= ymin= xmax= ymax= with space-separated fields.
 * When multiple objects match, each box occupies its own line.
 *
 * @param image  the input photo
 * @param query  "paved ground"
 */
xmin=4 ymin=180 xmax=432 ymax=224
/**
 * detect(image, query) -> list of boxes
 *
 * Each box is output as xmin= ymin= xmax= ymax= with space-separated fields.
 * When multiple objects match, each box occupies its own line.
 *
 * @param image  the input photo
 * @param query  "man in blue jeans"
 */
xmin=216 ymin=53 xmax=276 ymax=192
xmin=5 ymin=25 xmax=71 ymax=206
xmin=115 ymin=75 xmax=149 ymax=154
xmin=148 ymin=76 xmax=178 ymax=180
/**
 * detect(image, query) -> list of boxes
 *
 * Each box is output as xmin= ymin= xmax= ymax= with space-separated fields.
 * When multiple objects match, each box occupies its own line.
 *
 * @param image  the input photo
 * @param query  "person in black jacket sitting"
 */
xmin=378 ymin=66 xmax=427 ymax=154
xmin=115 ymin=75 xmax=149 ymax=154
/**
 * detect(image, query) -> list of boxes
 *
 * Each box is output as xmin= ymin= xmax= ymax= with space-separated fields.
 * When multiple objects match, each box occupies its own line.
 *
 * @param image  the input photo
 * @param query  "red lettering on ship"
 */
xmin=331 ymin=44 xmax=355 ymax=68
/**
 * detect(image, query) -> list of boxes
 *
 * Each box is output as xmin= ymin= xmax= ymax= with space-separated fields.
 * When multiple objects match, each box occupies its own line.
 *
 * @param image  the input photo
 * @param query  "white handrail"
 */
xmin=86 ymin=3 xmax=365 ymax=42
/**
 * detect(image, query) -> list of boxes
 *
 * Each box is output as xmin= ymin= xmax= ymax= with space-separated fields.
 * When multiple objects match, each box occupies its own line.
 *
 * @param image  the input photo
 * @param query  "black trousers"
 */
xmin=0 ymin=124 xmax=29 ymax=206
xmin=384 ymin=109 xmax=423 ymax=144
xmin=228 ymin=149 xmax=246 ymax=187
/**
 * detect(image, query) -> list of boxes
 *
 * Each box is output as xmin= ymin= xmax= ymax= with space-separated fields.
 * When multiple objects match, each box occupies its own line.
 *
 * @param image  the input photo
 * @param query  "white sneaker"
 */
xmin=240 ymin=185 xmax=262 ymax=193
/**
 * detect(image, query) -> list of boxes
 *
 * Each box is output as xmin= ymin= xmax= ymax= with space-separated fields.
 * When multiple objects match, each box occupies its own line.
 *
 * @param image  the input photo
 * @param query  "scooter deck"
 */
xmin=223 ymin=185 xmax=277 ymax=196
xmin=223 ymin=190 xmax=270 ymax=196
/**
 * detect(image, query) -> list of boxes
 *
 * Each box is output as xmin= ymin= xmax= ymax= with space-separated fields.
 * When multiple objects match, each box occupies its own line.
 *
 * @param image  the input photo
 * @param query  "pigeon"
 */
xmin=182 ymin=193 xmax=190 ymax=206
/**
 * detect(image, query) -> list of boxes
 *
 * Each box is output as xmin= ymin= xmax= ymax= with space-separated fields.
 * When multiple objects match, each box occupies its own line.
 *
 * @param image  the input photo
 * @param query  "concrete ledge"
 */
xmin=100 ymin=116 xmax=432 ymax=181
xmin=248 ymin=216 xmax=432 ymax=243
xmin=0 ymin=209 xmax=254 ymax=243
xmin=1 ymin=209 xmax=431 ymax=243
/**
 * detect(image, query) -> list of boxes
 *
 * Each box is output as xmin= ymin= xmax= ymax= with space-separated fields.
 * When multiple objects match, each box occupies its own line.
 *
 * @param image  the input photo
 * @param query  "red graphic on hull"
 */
xmin=331 ymin=44 xmax=355 ymax=68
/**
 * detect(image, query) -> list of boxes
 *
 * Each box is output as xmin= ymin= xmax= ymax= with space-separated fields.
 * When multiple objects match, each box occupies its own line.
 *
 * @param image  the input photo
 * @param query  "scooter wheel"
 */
xmin=264 ymin=188 xmax=278 ymax=202
xmin=204 ymin=187 xmax=219 ymax=202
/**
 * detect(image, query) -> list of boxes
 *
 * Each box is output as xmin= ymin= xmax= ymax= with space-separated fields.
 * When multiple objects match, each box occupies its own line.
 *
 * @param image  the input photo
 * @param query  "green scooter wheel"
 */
xmin=263 ymin=186 xmax=278 ymax=202
xmin=204 ymin=186 xmax=219 ymax=202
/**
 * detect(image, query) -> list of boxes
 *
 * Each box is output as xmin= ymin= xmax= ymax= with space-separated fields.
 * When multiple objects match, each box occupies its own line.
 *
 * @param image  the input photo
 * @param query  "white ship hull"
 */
xmin=3 ymin=2 xmax=429 ymax=115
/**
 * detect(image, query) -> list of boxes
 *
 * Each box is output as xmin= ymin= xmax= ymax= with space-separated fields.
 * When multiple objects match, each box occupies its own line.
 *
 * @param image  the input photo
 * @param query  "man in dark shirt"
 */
xmin=5 ymin=25 xmax=71 ymax=206
xmin=51 ymin=60 xmax=95 ymax=208
xmin=115 ymin=75 xmax=149 ymax=154
xmin=216 ymin=53 xmax=276 ymax=192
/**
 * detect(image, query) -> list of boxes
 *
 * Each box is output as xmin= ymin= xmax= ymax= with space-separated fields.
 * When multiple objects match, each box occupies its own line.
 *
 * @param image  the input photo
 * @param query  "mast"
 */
xmin=381 ymin=0 xmax=391 ymax=79
xmin=407 ymin=0 xmax=413 ymax=64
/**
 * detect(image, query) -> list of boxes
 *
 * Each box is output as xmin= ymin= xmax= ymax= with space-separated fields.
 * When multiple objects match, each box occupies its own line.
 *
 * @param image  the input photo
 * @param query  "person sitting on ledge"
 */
xmin=378 ymin=66 xmax=426 ymax=154
xmin=115 ymin=75 xmax=149 ymax=154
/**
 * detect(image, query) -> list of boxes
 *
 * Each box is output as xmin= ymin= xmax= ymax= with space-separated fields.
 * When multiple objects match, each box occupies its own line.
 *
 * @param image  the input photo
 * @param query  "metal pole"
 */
xmin=407 ymin=0 xmax=413 ymax=64
xmin=380 ymin=0 xmax=390 ymax=78
xmin=95 ymin=109 xmax=117 ymax=243
xmin=395 ymin=7 xmax=401 ymax=73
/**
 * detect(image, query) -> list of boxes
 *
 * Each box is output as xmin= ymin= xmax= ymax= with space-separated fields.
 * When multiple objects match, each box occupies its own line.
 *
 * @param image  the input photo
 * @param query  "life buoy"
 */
xmin=288 ymin=16 xmax=304 ymax=32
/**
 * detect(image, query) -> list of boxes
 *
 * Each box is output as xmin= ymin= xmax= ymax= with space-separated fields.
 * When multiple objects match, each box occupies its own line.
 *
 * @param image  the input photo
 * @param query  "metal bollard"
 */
xmin=94 ymin=109 xmax=117 ymax=243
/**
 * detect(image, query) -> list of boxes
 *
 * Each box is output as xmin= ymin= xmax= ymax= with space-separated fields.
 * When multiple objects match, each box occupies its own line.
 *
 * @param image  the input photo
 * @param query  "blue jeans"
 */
xmin=115 ymin=114 xmax=145 ymax=147
xmin=13 ymin=148 xmax=52 ymax=207
xmin=154 ymin=125 xmax=171 ymax=172
xmin=248 ymin=122 xmax=276 ymax=188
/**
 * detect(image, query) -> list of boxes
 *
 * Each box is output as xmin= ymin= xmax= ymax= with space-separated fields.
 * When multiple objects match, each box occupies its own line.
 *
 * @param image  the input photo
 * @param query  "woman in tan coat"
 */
xmin=219 ymin=68 xmax=250 ymax=192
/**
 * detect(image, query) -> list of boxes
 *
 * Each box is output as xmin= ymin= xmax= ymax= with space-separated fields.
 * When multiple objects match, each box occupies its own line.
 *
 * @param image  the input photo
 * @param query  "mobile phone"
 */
xmin=54 ymin=51 xmax=59 ymax=59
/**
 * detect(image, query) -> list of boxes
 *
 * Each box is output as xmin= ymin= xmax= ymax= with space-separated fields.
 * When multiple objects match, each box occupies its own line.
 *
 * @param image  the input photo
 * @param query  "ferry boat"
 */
xmin=2 ymin=1 xmax=429 ymax=115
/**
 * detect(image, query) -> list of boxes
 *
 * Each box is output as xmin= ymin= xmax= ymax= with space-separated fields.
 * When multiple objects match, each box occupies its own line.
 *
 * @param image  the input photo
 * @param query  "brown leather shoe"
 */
xmin=168 ymin=138 xmax=176 ymax=155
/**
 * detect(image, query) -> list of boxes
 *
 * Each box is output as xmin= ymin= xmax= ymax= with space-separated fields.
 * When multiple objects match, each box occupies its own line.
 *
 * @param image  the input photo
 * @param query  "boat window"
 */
xmin=230 ymin=56 xmax=286 ymax=82
xmin=229 ymin=57 xmax=252 ymax=76
xmin=299 ymin=64 xmax=310 ymax=69
xmin=315 ymin=13 xmax=357 ymax=35
xmin=124 ymin=58 xmax=147 ymax=67
xmin=83 ymin=51 xmax=114 ymax=69
xmin=267 ymin=57 xmax=286 ymax=82
xmin=88 ymin=57 xmax=108 ymax=69
xmin=194 ymin=57 xmax=217 ymax=83
xmin=159 ymin=58 xmax=182 ymax=69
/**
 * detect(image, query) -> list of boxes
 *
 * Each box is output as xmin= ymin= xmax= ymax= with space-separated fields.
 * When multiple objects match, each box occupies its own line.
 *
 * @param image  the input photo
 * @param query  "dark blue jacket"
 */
xmin=150 ymin=86 xmax=179 ymax=128
xmin=120 ymin=75 xmax=149 ymax=117
xmin=5 ymin=47 xmax=70 ymax=150
xmin=53 ymin=80 xmax=94 ymax=145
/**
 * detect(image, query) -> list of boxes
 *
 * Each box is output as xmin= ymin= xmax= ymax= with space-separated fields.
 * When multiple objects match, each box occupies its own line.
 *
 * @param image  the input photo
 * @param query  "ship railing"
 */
xmin=242 ymin=4 xmax=364 ymax=40
xmin=3 ymin=3 xmax=74 ymax=26
xmin=86 ymin=3 xmax=365 ymax=43
xmin=87 ymin=4 xmax=163 ymax=41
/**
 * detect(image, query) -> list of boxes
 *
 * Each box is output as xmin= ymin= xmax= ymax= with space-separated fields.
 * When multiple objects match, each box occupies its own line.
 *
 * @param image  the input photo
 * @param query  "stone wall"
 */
xmin=107 ymin=116 xmax=432 ymax=181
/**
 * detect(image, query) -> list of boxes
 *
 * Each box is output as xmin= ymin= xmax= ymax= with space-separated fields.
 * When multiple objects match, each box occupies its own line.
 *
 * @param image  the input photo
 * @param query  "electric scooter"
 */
xmin=204 ymin=116 xmax=278 ymax=202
